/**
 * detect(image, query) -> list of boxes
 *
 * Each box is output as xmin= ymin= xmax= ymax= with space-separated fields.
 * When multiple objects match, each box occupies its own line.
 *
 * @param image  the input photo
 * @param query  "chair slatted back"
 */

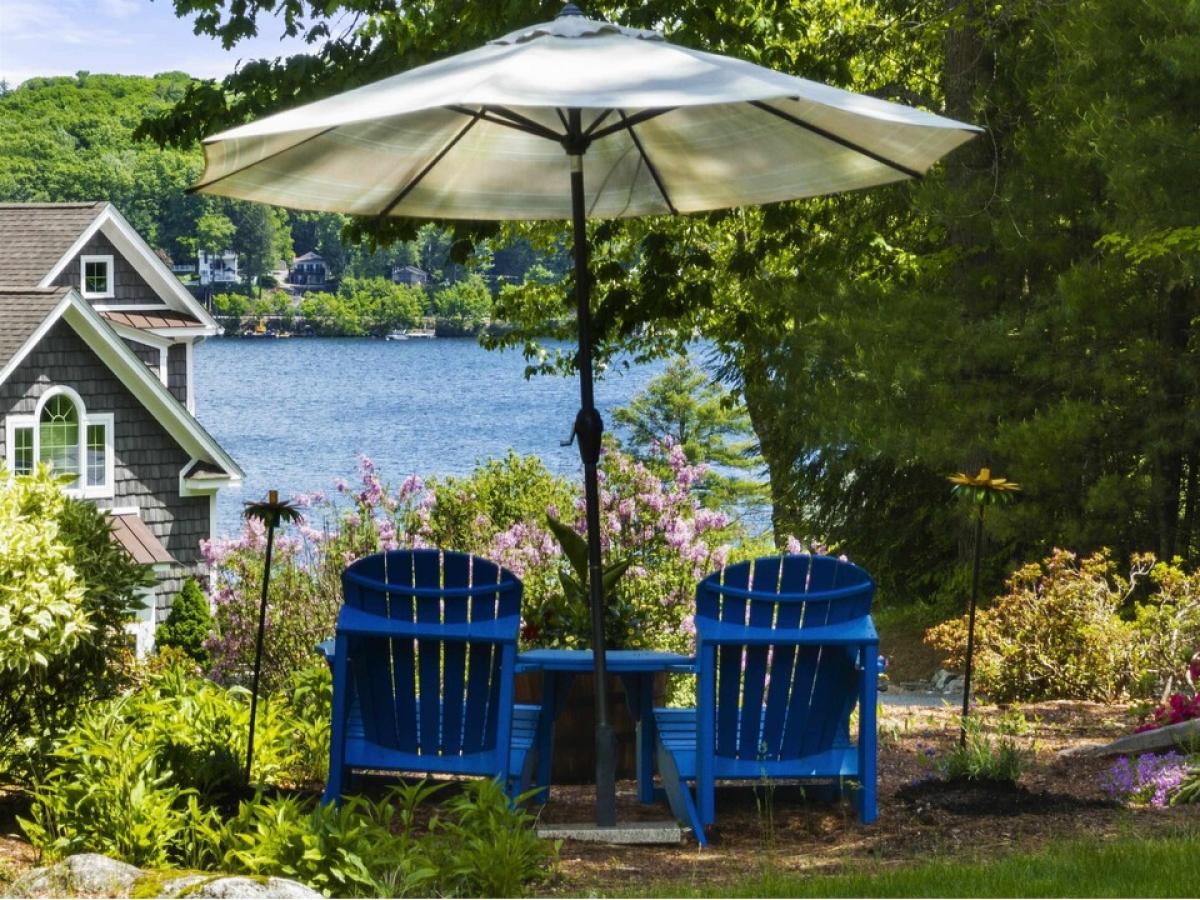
xmin=341 ymin=549 xmax=522 ymax=757
xmin=695 ymin=554 xmax=874 ymax=762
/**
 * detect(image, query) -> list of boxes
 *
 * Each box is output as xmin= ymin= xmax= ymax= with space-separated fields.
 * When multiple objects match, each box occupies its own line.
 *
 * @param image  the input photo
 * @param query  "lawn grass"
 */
xmin=633 ymin=831 xmax=1200 ymax=897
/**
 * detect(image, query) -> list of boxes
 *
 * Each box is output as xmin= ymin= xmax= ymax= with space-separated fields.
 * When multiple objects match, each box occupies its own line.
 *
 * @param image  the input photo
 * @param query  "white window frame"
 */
xmin=4 ymin=386 xmax=115 ymax=499
xmin=80 ymin=254 xmax=115 ymax=299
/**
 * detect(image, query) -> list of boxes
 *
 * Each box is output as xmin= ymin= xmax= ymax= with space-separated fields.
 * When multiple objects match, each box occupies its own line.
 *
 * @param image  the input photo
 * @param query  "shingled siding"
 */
xmin=52 ymin=232 xmax=167 ymax=308
xmin=0 ymin=321 xmax=209 ymax=613
xmin=124 ymin=337 xmax=161 ymax=373
xmin=167 ymin=343 xmax=187 ymax=405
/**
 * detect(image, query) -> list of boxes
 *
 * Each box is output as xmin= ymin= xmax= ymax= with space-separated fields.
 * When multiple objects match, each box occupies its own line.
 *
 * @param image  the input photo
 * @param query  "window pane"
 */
xmin=12 ymin=426 xmax=33 ymax=474
xmin=86 ymin=423 xmax=106 ymax=487
xmin=39 ymin=394 xmax=79 ymax=482
xmin=84 ymin=260 xmax=109 ymax=294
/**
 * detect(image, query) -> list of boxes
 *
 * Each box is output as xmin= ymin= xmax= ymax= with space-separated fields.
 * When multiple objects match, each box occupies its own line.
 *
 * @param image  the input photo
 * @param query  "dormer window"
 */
xmin=81 ymin=254 xmax=114 ymax=299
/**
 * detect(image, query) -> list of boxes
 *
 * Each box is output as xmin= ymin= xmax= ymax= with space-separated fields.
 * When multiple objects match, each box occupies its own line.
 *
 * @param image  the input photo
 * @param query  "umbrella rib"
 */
xmin=377 ymin=109 xmax=483 ymax=216
xmin=584 ymin=109 xmax=615 ymax=137
xmin=589 ymin=107 xmax=675 ymax=141
xmin=618 ymin=110 xmax=677 ymax=215
xmin=445 ymin=105 xmax=563 ymax=141
xmin=187 ymin=125 xmax=340 ymax=194
xmin=485 ymin=105 xmax=567 ymax=142
xmin=750 ymin=100 xmax=924 ymax=180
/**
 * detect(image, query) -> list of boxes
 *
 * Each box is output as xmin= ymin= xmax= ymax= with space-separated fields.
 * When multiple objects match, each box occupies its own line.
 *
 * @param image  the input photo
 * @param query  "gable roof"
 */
xmin=0 ymin=203 xmax=108 ymax=286
xmin=0 ymin=287 xmax=243 ymax=482
xmin=0 ymin=202 xmax=220 ymax=334
xmin=293 ymin=251 xmax=324 ymax=263
xmin=0 ymin=287 xmax=72 ymax=371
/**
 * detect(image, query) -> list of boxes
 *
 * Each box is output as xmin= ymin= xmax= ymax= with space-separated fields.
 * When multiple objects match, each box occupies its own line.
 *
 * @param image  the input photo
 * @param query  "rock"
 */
xmin=66 ymin=854 xmax=142 ymax=896
xmin=7 ymin=862 xmax=69 ymax=898
xmin=941 ymin=676 xmax=965 ymax=697
xmin=1067 ymin=717 xmax=1200 ymax=758
xmin=932 ymin=669 xmax=955 ymax=691
xmin=160 ymin=876 xmax=322 ymax=898
xmin=8 ymin=855 xmax=320 ymax=899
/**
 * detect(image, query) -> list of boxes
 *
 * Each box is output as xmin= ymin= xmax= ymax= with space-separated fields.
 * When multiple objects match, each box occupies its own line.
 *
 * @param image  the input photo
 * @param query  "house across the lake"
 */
xmin=288 ymin=251 xmax=331 ymax=288
xmin=0 ymin=202 xmax=243 ymax=652
xmin=391 ymin=264 xmax=429 ymax=288
xmin=198 ymin=249 xmax=240 ymax=286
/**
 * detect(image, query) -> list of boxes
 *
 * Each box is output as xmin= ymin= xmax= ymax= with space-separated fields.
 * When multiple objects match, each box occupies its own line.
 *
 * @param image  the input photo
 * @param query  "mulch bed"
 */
xmin=533 ymin=700 xmax=1195 ymax=896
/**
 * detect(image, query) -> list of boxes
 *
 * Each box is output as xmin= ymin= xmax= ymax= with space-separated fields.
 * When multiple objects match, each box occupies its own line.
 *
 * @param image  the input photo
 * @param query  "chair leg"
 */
xmin=656 ymin=741 xmax=707 ymax=847
xmin=322 ymin=763 xmax=344 ymax=807
xmin=856 ymin=643 xmax=879 ymax=824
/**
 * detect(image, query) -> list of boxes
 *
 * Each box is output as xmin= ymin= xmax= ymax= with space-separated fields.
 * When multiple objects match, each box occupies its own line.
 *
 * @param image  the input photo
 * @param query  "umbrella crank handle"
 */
xmin=565 ymin=408 xmax=604 ymax=466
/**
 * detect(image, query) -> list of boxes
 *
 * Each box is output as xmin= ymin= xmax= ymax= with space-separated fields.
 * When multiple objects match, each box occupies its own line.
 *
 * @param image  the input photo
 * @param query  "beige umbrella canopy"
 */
xmin=194 ymin=9 xmax=977 ymax=220
xmin=193 ymin=3 xmax=979 ymax=828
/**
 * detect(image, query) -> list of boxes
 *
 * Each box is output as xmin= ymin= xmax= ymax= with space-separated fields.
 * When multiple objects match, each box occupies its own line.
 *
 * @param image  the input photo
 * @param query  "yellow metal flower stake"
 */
xmin=242 ymin=490 xmax=303 ymax=783
xmin=947 ymin=468 xmax=1020 ymax=748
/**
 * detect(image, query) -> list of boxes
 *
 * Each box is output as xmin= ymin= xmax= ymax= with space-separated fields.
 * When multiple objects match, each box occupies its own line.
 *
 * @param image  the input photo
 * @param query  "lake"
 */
xmin=193 ymin=336 xmax=670 ymax=537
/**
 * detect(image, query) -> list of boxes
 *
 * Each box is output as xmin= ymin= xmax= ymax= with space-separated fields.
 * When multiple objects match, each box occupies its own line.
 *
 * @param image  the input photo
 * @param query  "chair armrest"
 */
xmin=697 ymin=616 xmax=878 ymax=647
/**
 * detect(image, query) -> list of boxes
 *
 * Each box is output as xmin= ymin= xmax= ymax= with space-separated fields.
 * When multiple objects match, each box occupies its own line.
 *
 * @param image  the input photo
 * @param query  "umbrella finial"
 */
xmin=558 ymin=3 xmax=585 ymax=17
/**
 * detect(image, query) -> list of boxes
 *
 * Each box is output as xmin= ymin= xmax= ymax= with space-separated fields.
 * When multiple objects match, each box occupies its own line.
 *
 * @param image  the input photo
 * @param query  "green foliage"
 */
xmin=156 ymin=579 xmax=212 ymax=667
xmin=432 ymin=274 xmax=492 ymax=333
xmin=0 ymin=467 xmax=153 ymax=781
xmin=423 ymin=452 xmax=576 ymax=553
xmin=20 ymin=663 xmax=554 ymax=895
xmin=0 ymin=467 xmax=89 ymax=677
xmin=926 ymin=549 xmax=1146 ymax=702
xmin=545 ymin=514 xmax=630 ymax=619
xmin=927 ymin=715 xmax=1029 ymax=785
xmin=612 ymin=356 xmax=766 ymax=514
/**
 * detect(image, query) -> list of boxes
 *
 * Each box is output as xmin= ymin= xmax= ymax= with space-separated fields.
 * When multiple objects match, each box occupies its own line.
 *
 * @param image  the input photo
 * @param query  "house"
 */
xmin=288 ymin=251 xmax=330 ymax=287
xmin=198 ymin=249 xmax=240 ymax=286
xmin=391 ymin=264 xmax=429 ymax=288
xmin=0 ymin=202 xmax=244 ymax=653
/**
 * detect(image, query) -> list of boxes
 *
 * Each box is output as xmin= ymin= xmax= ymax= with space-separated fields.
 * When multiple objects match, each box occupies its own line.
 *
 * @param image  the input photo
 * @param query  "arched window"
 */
xmin=5 ymin=387 xmax=112 ymax=497
xmin=40 ymin=393 xmax=80 ymax=484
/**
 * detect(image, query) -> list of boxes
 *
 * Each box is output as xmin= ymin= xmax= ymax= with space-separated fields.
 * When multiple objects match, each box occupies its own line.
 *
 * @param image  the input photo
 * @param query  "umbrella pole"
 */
xmin=567 ymin=110 xmax=617 ymax=827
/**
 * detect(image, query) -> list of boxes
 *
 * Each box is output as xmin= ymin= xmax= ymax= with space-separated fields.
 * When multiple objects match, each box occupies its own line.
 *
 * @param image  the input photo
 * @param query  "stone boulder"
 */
xmin=8 ymin=853 xmax=321 ymax=899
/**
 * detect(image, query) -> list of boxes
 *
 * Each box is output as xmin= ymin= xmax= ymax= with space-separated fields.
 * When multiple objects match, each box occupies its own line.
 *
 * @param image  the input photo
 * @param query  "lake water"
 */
xmin=193 ymin=337 xmax=670 ymax=537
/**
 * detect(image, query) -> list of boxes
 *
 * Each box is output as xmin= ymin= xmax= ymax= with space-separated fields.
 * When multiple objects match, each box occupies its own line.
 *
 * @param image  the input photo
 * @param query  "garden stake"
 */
xmin=948 ymin=468 xmax=1020 ymax=748
xmin=242 ymin=490 xmax=302 ymax=783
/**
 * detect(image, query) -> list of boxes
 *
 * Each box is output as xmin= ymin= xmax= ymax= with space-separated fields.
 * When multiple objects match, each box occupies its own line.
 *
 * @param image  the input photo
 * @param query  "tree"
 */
xmin=432 ymin=273 xmax=492 ymax=332
xmin=142 ymin=0 xmax=1200 ymax=606
xmin=155 ymin=578 xmax=212 ymax=666
xmin=613 ymin=356 xmax=765 ymax=513
xmin=183 ymin=210 xmax=236 ymax=259
xmin=233 ymin=202 xmax=292 ymax=288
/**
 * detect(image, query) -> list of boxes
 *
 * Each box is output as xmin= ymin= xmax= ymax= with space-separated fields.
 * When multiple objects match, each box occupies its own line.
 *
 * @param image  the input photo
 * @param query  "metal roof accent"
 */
xmin=108 ymin=511 xmax=176 ymax=566
xmin=101 ymin=309 xmax=204 ymax=330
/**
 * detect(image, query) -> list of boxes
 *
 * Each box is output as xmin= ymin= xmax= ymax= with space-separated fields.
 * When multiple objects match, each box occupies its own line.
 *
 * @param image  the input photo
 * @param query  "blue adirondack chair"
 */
xmin=323 ymin=549 xmax=539 ymax=804
xmin=655 ymin=554 xmax=879 ymax=845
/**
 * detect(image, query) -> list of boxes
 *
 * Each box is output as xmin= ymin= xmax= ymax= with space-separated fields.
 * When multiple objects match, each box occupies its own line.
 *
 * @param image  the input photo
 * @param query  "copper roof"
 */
xmin=0 ymin=286 xmax=71 ymax=372
xmin=0 ymin=202 xmax=107 ymax=285
xmin=108 ymin=512 xmax=176 ymax=566
xmin=102 ymin=309 xmax=203 ymax=330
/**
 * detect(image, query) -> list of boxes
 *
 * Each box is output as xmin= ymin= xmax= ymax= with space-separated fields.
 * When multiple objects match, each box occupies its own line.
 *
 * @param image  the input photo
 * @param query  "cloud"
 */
xmin=98 ymin=0 xmax=142 ymax=19
xmin=1 ymin=0 xmax=135 ymax=46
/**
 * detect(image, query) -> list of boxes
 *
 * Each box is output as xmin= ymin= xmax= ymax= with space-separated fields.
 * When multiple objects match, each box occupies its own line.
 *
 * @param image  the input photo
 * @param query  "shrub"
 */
xmin=925 ymin=549 xmax=1146 ymax=702
xmin=156 ymin=578 xmax=212 ymax=667
xmin=205 ymin=447 xmax=748 ymax=691
xmin=0 ymin=467 xmax=153 ymax=780
xmin=21 ymin=666 xmax=556 ymax=896
xmin=924 ymin=715 xmax=1028 ymax=784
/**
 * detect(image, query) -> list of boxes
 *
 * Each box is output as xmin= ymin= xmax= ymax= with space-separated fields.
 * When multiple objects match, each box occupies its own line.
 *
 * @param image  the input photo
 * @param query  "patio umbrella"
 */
xmin=191 ymin=3 xmax=980 ymax=826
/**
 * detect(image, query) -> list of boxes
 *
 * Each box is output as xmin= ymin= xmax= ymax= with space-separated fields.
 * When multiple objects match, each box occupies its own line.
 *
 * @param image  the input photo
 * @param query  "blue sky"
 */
xmin=1 ymin=0 xmax=314 ymax=86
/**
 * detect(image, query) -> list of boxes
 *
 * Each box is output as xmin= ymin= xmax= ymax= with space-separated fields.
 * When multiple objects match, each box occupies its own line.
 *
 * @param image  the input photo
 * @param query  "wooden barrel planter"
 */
xmin=515 ymin=671 xmax=667 ymax=784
